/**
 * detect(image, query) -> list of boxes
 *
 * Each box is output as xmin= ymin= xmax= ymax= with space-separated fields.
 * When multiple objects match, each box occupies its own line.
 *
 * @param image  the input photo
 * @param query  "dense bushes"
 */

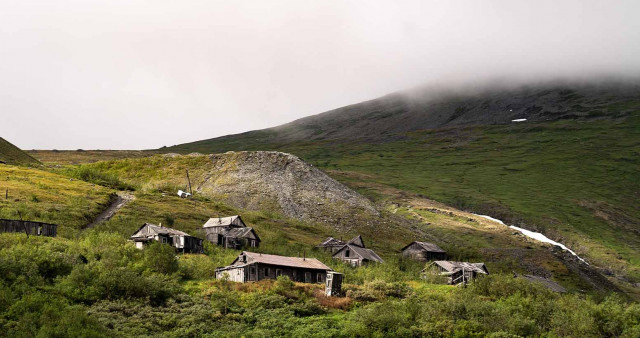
xmin=66 ymin=165 xmax=134 ymax=190
xmin=1 ymin=233 xmax=640 ymax=337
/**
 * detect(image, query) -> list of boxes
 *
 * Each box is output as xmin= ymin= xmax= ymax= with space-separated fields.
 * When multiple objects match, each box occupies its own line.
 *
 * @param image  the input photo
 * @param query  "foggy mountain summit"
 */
xmin=169 ymin=79 xmax=640 ymax=149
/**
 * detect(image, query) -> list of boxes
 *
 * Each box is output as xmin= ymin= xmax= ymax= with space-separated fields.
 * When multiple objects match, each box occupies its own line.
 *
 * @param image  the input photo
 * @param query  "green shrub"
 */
xmin=142 ymin=242 xmax=179 ymax=275
xmin=66 ymin=166 xmax=134 ymax=190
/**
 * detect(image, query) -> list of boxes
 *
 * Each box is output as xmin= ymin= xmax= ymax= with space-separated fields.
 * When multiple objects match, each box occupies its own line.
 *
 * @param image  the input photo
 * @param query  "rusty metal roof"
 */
xmin=232 ymin=251 xmax=332 ymax=270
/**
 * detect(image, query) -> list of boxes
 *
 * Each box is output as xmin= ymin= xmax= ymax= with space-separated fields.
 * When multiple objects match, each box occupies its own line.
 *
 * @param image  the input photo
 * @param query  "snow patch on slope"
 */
xmin=474 ymin=214 xmax=588 ymax=264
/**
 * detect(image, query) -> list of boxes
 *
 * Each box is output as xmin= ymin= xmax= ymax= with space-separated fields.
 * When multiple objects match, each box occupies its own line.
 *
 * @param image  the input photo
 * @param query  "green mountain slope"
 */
xmin=0 ymin=137 xmax=40 ymax=165
xmin=163 ymin=82 xmax=640 ymax=290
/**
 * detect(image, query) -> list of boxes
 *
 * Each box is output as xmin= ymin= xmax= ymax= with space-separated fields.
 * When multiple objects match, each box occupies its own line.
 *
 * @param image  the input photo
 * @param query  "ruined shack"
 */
xmin=317 ymin=237 xmax=346 ymax=253
xmin=401 ymin=241 xmax=447 ymax=261
xmin=215 ymin=251 xmax=333 ymax=283
xmin=203 ymin=215 xmax=261 ymax=249
xmin=424 ymin=260 xmax=489 ymax=285
xmin=130 ymin=223 xmax=203 ymax=253
xmin=0 ymin=219 xmax=57 ymax=237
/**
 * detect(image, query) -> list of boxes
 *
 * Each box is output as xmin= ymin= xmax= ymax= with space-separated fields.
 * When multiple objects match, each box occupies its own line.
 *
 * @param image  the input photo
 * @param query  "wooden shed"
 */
xmin=215 ymin=251 xmax=333 ymax=284
xmin=203 ymin=215 xmax=261 ymax=249
xmin=401 ymin=241 xmax=447 ymax=261
xmin=130 ymin=223 xmax=203 ymax=253
xmin=0 ymin=219 xmax=57 ymax=237
xmin=332 ymin=243 xmax=384 ymax=266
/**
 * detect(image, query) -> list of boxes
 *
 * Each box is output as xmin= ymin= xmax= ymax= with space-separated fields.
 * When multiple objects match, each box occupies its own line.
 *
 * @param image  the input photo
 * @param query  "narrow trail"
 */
xmin=86 ymin=191 xmax=135 ymax=228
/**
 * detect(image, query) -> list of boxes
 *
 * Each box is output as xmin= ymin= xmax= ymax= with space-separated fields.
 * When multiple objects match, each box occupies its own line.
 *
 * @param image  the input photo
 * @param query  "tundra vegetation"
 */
xmin=0 ymin=156 xmax=639 ymax=337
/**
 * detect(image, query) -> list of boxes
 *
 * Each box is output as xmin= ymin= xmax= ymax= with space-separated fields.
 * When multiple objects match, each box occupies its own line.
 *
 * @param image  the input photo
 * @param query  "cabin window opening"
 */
xmin=345 ymin=250 xmax=350 ymax=257
xmin=317 ymin=273 xmax=324 ymax=283
xmin=161 ymin=237 xmax=167 ymax=244
xmin=304 ymin=272 xmax=311 ymax=283
xmin=276 ymin=269 xmax=282 ymax=277
xmin=250 ymin=267 xmax=256 ymax=275
xmin=265 ymin=267 xmax=271 ymax=276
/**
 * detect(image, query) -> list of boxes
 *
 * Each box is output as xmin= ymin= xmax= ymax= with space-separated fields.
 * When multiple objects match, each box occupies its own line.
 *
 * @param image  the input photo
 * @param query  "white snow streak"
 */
xmin=474 ymin=214 xmax=588 ymax=264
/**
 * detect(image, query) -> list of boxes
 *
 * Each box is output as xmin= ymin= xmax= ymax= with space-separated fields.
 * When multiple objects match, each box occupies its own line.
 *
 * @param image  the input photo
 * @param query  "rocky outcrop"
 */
xmin=196 ymin=151 xmax=379 ymax=223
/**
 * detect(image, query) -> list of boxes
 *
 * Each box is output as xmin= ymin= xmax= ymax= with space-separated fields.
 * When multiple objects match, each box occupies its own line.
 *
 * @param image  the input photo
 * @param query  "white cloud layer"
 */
xmin=1 ymin=0 xmax=639 ymax=149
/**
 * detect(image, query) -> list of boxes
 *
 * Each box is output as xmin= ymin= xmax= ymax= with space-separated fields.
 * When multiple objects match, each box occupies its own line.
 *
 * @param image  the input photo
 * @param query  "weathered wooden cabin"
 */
xmin=130 ymin=223 xmax=203 ymax=253
xmin=332 ymin=244 xmax=384 ymax=266
xmin=215 ymin=251 xmax=333 ymax=283
xmin=203 ymin=215 xmax=261 ymax=249
xmin=516 ymin=274 xmax=567 ymax=293
xmin=317 ymin=237 xmax=347 ymax=253
xmin=401 ymin=241 xmax=447 ymax=261
xmin=424 ymin=260 xmax=489 ymax=285
xmin=0 ymin=219 xmax=57 ymax=237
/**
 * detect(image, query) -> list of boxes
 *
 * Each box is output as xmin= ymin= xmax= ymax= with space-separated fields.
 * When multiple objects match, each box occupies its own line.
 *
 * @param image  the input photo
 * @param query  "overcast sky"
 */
xmin=1 ymin=0 xmax=639 ymax=150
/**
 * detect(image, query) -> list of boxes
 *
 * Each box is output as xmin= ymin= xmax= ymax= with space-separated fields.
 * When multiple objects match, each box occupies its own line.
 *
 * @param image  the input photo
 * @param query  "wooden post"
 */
xmin=17 ymin=210 xmax=28 ymax=238
xmin=186 ymin=170 xmax=193 ymax=195
xmin=5 ymin=188 xmax=7 ymax=200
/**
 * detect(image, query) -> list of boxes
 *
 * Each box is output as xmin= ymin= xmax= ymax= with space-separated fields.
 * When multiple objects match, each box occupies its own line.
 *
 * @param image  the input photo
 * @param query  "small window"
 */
xmin=304 ymin=272 xmax=311 ymax=283
xmin=317 ymin=273 xmax=324 ymax=283
xmin=250 ymin=267 xmax=256 ymax=275
xmin=265 ymin=267 xmax=271 ymax=276
xmin=161 ymin=237 xmax=167 ymax=244
xmin=276 ymin=269 xmax=282 ymax=277
xmin=345 ymin=250 xmax=350 ymax=257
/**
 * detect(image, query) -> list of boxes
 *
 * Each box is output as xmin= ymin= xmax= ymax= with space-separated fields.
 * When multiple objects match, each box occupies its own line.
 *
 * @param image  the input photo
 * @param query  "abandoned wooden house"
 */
xmin=202 ymin=215 xmax=261 ymax=249
xmin=424 ymin=260 xmax=489 ymax=285
xmin=317 ymin=237 xmax=347 ymax=253
xmin=516 ymin=274 xmax=567 ymax=293
xmin=130 ymin=223 xmax=203 ymax=253
xmin=215 ymin=251 xmax=333 ymax=283
xmin=401 ymin=241 xmax=447 ymax=261
xmin=332 ymin=244 xmax=384 ymax=266
xmin=0 ymin=219 xmax=57 ymax=237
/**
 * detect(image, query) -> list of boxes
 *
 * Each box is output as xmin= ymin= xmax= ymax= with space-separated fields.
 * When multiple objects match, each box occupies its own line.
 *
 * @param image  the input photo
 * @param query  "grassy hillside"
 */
xmin=0 ymin=164 xmax=114 ymax=237
xmin=2 ymin=152 xmax=639 ymax=336
xmin=161 ymin=98 xmax=640 ymax=290
xmin=0 ymin=137 xmax=40 ymax=166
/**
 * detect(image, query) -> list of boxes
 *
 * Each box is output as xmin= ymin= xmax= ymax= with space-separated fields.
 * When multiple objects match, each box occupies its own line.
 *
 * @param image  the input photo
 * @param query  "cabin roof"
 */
xmin=224 ymin=227 xmax=261 ymax=241
xmin=347 ymin=235 xmax=365 ymax=248
xmin=230 ymin=251 xmax=332 ymax=270
xmin=318 ymin=237 xmax=346 ymax=247
xmin=401 ymin=241 xmax=446 ymax=253
xmin=203 ymin=215 xmax=245 ymax=228
xmin=131 ymin=223 xmax=191 ymax=239
xmin=518 ymin=274 xmax=567 ymax=293
xmin=430 ymin=261 xmax=489 ymax=274
xmin=334 ymin=244 xmax=384 ymax=263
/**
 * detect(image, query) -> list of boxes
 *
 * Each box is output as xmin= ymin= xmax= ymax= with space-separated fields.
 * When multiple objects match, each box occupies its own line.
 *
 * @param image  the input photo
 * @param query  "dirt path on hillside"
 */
xmin=86 ymin=192 xmax=135 ymax=228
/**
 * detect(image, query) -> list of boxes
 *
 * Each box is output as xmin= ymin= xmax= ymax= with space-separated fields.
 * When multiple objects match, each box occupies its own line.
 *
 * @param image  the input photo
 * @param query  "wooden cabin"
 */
xmin=130 ymin=223 xmax=203 ymax=253
xmin=0 ymin=219 xmax=57 ymax=237
xmin=401 ymin=241 xmax=447 ymax=261
xmin=203 ymin=215 xmax=261 ymax=249
xmin=215 ymin=251 xmax=333 ymax=283
xmin=330 ymin=235 xmax=383 ymax=266
xmin=424 ymin=260 xmax=489 ymax=285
